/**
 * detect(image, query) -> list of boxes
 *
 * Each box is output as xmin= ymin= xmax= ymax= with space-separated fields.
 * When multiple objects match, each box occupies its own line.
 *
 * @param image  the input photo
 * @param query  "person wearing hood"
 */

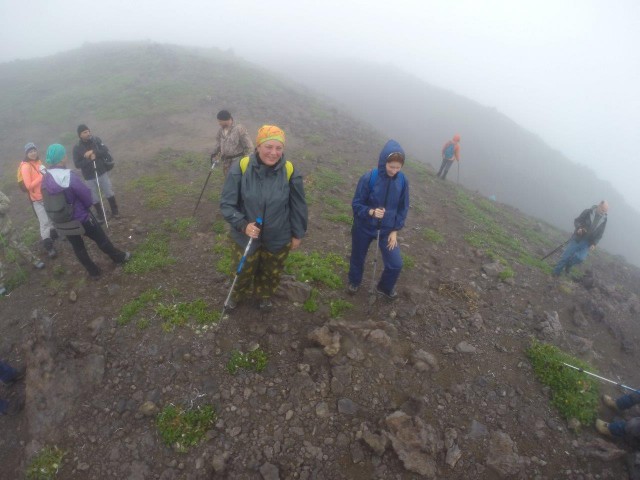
xmin=72 ymin=124 xmax=118 ymax=222
xmin=552 ymin=201 xmax=608 ymax=277
xmin=42 ymin=144 xmax=130 ymax=278
xmin=19 ymin=142 xmax=57 ymax=258
xmin=437 ymin=134 xmax=461 ymax=180
xmin=220 ymin=125 xmax=308 ymax=311
xmin=348 ymin=140 xmax=410 ymax=299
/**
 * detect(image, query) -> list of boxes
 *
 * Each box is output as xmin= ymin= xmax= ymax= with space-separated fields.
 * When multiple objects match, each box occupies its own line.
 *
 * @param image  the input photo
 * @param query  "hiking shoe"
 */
xmin=347 ymin=283 xmax=359 ymax=295
xmin=595 ymin=419 xmax=612 ymax=437
xmin=225 ymin=299 xmax=237 ymax=311
xmin=376 ymin=286 xmax=398 ymax=300
xmin=259 ymin=298 xmax=273 ymax=311
xmin=603 ymin=394 xmax=619 ymax=411
xmin=33 ymin=260 xmax=45 ymax=269
xmin=123 ymin=252 xmax=132 ymax=263
xmin=0 ymin=285 xmax=6 ymax=296
xmin=4 ymin=366 xmax=26 ymax=386
xmin=47 ymin=248 xmax=58 ymax=259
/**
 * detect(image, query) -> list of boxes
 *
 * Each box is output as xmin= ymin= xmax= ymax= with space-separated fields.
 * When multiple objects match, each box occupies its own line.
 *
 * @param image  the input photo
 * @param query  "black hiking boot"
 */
xmin=347 ymin=283 xmax=359 ymax=295
xmin=93 ymin=203 xmax=106 ymax=224
xmin=43 ymin=238 xmax=57 ymax=259
xmin=108 ymin=196 xmax=119 ymax=218
xmin=376 ymin=285 xmax=398 ymax=300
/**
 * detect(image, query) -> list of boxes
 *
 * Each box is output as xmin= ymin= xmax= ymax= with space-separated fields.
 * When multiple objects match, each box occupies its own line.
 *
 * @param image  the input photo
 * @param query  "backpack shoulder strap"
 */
xmin=240 ymin=157 xmax=294 ymax=182
xmin=239 ymin=156 xmax=250 ymax=174
xmin=368 ymin=168 xmax=378 ymax=191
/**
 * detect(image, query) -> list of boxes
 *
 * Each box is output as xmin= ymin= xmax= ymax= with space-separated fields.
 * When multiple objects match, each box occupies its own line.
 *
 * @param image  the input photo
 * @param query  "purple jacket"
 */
xmin=42 ymin=167 xmax=93 ymax=223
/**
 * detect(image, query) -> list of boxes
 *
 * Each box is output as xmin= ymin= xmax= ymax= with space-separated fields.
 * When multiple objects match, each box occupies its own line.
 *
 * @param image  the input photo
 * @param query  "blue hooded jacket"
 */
xmin=352 ymin=139 xmax=409 ymax=233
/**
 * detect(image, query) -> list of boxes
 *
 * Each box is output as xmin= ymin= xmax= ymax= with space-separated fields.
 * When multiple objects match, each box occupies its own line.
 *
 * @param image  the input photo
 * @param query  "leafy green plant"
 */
xmin=124 ymin=233 xmax=175 ymax=274
xmin=227 ymin=348 xmax=269 ymax=374
xmin=307 ymin=167 xmax=346 ymax=193
xmin=401 ymin=253 xmax=415 ymax=269
xmin=156 ymin=299 xmax=220 ymax=332
xmin=212 ymin=220 xmax=227 ymax=234
xmin=422 ymin=228 xmax=444 ymax=244
xmin=156 ymin=404 xmax=217 ymax=453
xmin=329 ymin=299 xmax=353 ymax=318
xmin=118 ymin=288 xmax=162 ymax=326
xmin=323 ymin=196 xmax=351 ymax=212
xmin=284 ymin=251 xmax=348 ymax=289
xmin=498 ymin=266 xmax=515 ymax=281
xmin=162 ymin=217 xmax=195 ymax=238
xmin=527 ymin=340 xmax=599 ymax=424
xmin=26 ymin=446 xmax=65 ymax=480
xmin=303 ymin=288 xmax=319 ymax=313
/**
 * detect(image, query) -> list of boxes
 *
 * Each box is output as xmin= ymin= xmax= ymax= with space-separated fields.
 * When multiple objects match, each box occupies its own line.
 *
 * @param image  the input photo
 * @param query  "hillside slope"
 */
xmin=273 ymin=57 xmax=640 ymax=267
xmin=1 ymin=43 xmax=640 ymax=479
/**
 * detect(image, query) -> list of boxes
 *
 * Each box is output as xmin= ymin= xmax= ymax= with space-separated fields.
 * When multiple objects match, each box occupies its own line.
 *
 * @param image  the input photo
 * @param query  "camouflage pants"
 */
xmin=0 ymin=230 xmax=39 ymax=284
xmin=230 ymin=242 xmax=291 ymax=302
xmin=222 ymin=155 xmax=242 ymax=177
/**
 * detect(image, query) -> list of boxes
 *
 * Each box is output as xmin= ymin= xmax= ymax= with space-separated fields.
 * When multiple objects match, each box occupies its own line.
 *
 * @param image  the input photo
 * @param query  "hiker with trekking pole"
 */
xmin=220 ymin=125 xmax=307 ymax=312
xmin=72 ymin=124 xmax=119 ymax=224
xmin=42 ymin=144 xmax=130 ymax=279
xmin=211 ymin=110 xmax=254 ymax=177
xmin=551 ymin=201 xmax=608 ymax=277
xmin=347 ymin=140 xmax=409 ymax=300
xmin=564 ymin=362 xmax=640 ymax=447
xmin=437 ymin=134 xmax=461 ymax=180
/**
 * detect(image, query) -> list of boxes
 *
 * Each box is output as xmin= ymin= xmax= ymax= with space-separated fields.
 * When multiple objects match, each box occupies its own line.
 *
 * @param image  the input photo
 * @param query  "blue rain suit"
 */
xmin=348 ymin=140 xmax=410 ymax=295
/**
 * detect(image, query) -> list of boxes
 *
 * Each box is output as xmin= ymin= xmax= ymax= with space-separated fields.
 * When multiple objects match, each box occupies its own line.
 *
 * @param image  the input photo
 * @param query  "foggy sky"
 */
xmin=1 ymin=0 xmax=639 ymax=211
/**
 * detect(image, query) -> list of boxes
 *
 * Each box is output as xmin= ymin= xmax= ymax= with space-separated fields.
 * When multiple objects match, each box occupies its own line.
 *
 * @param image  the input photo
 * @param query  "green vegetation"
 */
xmin=136 ymin=318 xmax=151 ymax=330
xmin=401 ymin=253 xmax=415 ymax=269
xmin=285 ymin=251 xmax=348 ymax=289
xmin=457 ymin=191 xmax=551 ymax=274
xmin=227 ymin=348 xmax=269 ymax=374
xmin=422 ymin=228 xmax=445 ymax=244
xmin=212 ymin=220 xmax=227 ymax=234
xmin=527 ymin=341 xmax=599 ymax=424
xmin=162 ymin=217 xmax=195 ymax=238
xmin=498 ymin=266 xmax=515 ymax=281
xmin=156 ymin=149 xmax=205 ymax=170
xmin=329 ymin=299 xmax=353 ymax=318
xmin=124 ymin=233 xmax=175 ymax=274
xmin=307 ymin=167 xmax=346 ymax=193
xmin=156 ymin=404 xmax=217 ymax=453
xmin=323 ymin=213 xmax=353 ymax=225
xmin=117 ymin=288 xmax=162 ymax=326
xmin=156 ymin=299 xmax=220 ymax=332
xmin=26 ymin=446 xmax=65 ymax=480
xmin=5 ymin=269 xmax=28 ymax=291
xmin=129 ymin=173 xmax=194 ymax=209
xmin=323 ymin=196 xmax=351 ymax=213
xmin=303 ymin=289 xmax=319 ymax=313
xmin=304 ymin=133 xmax=325 ymax=145
xmin=213 ymin=241 xmax=234 ymax=275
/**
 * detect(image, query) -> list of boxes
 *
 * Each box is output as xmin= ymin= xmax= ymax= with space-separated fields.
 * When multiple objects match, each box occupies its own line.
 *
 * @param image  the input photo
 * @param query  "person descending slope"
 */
xmin=348 ymin=140 xmax=410 ymax=299
xmin=211 ymin=110 xmax=254 ymax=177
xmin=437 ymin=134 xmax=461 ymax=180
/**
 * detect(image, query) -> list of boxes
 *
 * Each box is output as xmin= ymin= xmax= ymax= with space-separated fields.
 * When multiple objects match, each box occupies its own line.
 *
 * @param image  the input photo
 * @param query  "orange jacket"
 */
xmin=20 ymin=160 xmax=44 ymax=201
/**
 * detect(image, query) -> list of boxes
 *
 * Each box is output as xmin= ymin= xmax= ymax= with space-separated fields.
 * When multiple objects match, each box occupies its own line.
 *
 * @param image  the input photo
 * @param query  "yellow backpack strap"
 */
xmin=239 ymin=156 xmax=250 ymax=174
xmin=285 ymin=161 xmax=293 ymax=181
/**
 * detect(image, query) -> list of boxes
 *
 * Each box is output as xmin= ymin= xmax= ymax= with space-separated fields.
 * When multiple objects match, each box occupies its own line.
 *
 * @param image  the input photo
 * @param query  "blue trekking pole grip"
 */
xmin=236 ymin=217 xmax=262 ymax=273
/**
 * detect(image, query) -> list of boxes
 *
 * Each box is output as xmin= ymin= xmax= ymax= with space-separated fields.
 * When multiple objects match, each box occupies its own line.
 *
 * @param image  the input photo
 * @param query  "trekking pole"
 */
xmin=369 ymin=179 xmax=392 ymax=294
xmin=93 ymin=160 xmax=109 ymax=229
xmin=561 ymin=362 xmax=640 ymax=394
xmin=221 ymin=217 xmax=263 ymax=319
xmin=540 ymin=237 xmax=571 ymax=261
xmin=193 ymin=161 xmax=218 ymax=215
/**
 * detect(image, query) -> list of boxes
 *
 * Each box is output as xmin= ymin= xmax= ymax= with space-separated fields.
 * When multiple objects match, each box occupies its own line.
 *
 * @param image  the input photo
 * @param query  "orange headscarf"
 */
xmin=256 ymin=125 xmax=286 ymax=146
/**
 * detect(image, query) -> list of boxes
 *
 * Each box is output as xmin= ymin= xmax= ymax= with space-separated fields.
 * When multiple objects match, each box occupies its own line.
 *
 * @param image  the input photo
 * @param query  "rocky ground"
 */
xmin=2 ymin=44 xmax=640 ymax=479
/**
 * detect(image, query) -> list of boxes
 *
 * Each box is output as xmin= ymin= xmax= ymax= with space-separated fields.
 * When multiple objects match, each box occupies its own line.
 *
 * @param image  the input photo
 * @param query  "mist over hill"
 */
xmin=270 ymin=58 xmax=640 ymax=266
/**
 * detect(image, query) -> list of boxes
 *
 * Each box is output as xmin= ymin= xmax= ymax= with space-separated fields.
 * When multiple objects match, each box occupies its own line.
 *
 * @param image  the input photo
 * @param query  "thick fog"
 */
xmin=1 ymin=0 xmax=639 ymax=211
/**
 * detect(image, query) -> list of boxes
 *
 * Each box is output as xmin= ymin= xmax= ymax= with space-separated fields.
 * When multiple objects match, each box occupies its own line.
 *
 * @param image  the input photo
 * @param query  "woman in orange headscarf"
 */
xmin=220 ymin=125 xmax=308 ymax=311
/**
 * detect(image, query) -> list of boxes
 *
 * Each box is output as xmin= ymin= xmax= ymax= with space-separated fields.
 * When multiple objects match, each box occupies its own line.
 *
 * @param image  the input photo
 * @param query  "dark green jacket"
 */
xmin=220 ymin=153 xmax=307 ymax=254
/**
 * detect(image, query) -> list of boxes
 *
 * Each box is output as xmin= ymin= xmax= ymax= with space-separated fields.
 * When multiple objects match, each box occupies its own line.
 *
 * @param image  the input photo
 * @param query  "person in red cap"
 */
xmin=437 ymin=134 xmax=461 ymax=180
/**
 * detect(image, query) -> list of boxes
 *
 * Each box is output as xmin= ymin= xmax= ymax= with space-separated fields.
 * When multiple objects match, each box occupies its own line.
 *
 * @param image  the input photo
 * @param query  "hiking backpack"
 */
xmin=443 ymin=141 xmax=456 ymax=161
xmin=42 ymin=185 xmax=74 ymax=224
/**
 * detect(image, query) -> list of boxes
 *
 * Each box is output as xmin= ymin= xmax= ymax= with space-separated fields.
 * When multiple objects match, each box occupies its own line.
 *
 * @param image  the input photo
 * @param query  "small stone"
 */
xmin=338 ymin=398 xmax=359 ymax=415
xmin=77 ymin=462 xmax=90 ymax=471
xmin=69 ymin=290 xmax=78 ymax=302
xmin=138 ymin=401 xmax=158 ymax=417
xmin=315 ymin=402 xmax=330 ymax=418
xmin=456 ymin=341 xmax=477 ymax=354
xmin=446 ymin=444 xmax=462 ymax=468
xmin=259 ymin=462 xmax=280 ymax=480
